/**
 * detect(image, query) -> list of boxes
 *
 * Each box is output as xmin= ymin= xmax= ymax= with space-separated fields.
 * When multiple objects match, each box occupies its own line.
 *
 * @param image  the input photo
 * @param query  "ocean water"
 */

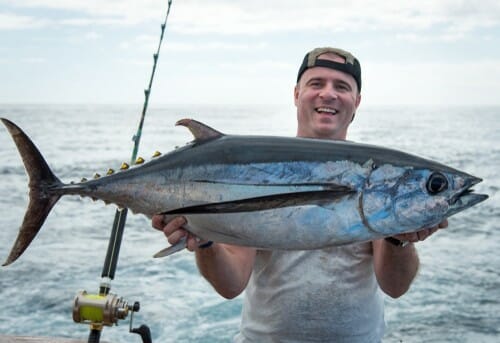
xmin=0 ymin=104 xmax=498 ymax=342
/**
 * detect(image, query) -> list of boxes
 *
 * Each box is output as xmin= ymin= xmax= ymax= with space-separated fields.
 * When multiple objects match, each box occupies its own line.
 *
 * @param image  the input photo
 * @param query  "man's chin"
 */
xmin=312 ymin=125 xmax=347 ymax=140
xmin=314 ymin=118 xmax=348 ymax=139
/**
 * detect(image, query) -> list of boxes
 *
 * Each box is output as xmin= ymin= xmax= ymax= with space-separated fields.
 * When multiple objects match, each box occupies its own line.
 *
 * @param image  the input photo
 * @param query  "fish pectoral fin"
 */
xmin=162 ymin=188 xmax=355 ymax=215
xmin=153 ymin=236 xmax=187 ymax=258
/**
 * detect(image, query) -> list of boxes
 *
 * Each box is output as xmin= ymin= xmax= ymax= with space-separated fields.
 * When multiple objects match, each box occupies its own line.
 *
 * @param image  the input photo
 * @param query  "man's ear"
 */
xmin=351 ymin=93 xmax=361 ymax=122
xmin=355 ymin=93 xmax=362 ymax=108
xmin=294 ymin=84 xmax=299 ymax=106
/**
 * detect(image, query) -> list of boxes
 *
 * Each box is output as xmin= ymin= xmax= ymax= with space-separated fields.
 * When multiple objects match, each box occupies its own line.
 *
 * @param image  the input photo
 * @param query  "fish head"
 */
xmin=362 ymin=163 xmax=488 ymax=235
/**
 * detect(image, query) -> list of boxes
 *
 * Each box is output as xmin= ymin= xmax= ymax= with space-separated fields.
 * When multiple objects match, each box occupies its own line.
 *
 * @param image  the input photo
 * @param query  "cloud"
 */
xmin=0 ymin=57 xmax=46 ymax=64
xmin=0 ymin=12 xmax=50 ymax=29
xmin=169 ymin=0 xmax=500 ymax=39
xmin=22 ymin=57 xmax=46 ymax=63
xmin=4 ymin=0 xmax=500 ymax=39
xmin=84 ymin=31 xmax=101 ymax=40
xmin=362 ymin=59 xmax=500 ymax=105
xmin=166 ymin=41 xmax=269 ymax=52
xmin=60 ymin=17 xmax=126 ymax=26
xmin=5 ymin=0 xmax=163 ymax=26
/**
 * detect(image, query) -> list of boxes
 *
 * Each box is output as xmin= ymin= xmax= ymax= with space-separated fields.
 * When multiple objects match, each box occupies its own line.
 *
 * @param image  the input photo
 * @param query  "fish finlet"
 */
xmin=93 ymin=173 xmax=101 ymax=179
xmin=152 ymin=151 xmax=162 ymax=158
xmin=81 ymin=177 xmax=88 ymax=183
xmin=120 ymin=162 xmax=129 ymax=170
xmin=135 ymin=157 xmax=145 ymax=165
xmin=106 ymin=168 xmax=115 ymax=175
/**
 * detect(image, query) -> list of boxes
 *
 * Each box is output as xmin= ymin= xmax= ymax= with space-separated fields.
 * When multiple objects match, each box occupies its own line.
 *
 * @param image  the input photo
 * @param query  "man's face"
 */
xmin=294 ymin=53 xmax=361 ymax=140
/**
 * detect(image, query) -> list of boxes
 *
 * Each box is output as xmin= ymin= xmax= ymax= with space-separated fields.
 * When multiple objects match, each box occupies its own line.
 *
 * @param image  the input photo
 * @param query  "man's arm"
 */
xmin=372 ymin=239 xmax=419 ymax=298
xmin=373 ymin=220 xmax=448 ymax=298
xmin=195 ymin=243 xmax=256 ymax=299
xmin=152 ymin=215 xmax=255 ymax=299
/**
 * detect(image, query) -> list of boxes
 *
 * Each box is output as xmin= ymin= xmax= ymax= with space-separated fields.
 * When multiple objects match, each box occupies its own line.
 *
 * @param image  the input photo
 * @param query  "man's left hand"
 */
xmin=392 ymin=219 xmax=448 ymax=244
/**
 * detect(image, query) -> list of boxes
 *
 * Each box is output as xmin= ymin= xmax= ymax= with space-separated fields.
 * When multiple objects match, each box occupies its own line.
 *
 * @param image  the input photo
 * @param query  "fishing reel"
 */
xmin=73 ymin=290 xmax=151 ymax=343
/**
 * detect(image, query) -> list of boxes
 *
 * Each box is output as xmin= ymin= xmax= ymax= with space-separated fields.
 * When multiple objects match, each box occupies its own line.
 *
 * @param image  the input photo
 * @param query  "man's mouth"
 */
xmin=316 ymin=107 xmax=337 ymax=115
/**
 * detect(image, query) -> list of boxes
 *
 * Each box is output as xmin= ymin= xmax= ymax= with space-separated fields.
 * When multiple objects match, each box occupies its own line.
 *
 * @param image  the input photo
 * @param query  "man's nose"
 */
xmin=319 ymin=84 xmax=338 ymax=100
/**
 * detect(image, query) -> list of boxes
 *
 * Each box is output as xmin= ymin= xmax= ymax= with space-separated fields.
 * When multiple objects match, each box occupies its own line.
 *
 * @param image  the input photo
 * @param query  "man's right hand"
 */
xmin=151 ymin=215 xmax=211 ymax=251
xmin=152 ymin=214 xmax=256 ymax=298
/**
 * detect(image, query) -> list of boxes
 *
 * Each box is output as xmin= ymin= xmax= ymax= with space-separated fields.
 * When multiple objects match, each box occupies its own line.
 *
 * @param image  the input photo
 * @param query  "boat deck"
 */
xmin=0 ymin=336 xmax=111 ymax=343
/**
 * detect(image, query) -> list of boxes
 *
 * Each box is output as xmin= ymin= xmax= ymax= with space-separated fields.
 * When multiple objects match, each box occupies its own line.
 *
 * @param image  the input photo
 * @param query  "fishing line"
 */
xmin=131 ymin=0 xmax=173 ymax=161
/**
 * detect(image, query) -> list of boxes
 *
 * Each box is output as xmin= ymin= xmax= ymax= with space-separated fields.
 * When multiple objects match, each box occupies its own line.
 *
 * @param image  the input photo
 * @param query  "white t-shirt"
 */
xmin=234 ymin=243 xmax=385 ymax=342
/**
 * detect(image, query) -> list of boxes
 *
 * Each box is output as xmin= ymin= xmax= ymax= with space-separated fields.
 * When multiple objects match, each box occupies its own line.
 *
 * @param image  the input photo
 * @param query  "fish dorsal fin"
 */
xmin=176 ymin=118 xmax=224 ymax=142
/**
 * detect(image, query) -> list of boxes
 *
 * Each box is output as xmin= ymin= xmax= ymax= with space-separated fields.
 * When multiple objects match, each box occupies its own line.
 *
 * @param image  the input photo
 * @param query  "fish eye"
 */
xmin=426 ymin=172 xmax=448 ymax=194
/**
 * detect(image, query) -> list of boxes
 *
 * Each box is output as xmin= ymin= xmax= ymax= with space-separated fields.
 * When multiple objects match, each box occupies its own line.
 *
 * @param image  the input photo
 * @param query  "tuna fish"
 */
xmin=1 ymin=118 xmax=488 ymax=266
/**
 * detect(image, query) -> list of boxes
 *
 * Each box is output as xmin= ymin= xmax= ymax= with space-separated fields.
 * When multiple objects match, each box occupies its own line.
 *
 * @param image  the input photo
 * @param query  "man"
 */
xmin=152 ymin=47 xmax=447 ymax=342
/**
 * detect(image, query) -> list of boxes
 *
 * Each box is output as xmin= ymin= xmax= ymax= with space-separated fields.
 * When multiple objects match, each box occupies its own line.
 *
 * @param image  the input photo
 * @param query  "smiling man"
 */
xmin=295 ymin=47 xmax=361 ymax=140
xmin=153 ymin=46 xmax=447 ymax=342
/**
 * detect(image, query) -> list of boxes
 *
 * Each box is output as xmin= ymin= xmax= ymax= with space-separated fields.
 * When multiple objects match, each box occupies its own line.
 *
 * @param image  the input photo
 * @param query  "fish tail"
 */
xmin=1 ymin=118 xmax=62 ymax=266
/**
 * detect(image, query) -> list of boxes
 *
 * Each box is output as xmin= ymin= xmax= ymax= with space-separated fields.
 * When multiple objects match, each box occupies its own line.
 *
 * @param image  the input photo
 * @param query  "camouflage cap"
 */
xmin=296 ymin=47 xmax=362 ymax=91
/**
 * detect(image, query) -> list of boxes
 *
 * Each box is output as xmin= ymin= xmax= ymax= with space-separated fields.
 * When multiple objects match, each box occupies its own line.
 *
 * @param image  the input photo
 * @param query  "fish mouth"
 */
xmin=448 ymin=176 xmax=488 ymax=217
xmin=316 ymin=107 xmax=338 ymax=115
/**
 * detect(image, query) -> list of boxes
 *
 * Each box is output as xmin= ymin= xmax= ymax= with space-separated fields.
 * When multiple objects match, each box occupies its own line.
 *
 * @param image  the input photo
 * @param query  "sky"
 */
xmin=1 ymin=0 xmax=500 ymax=106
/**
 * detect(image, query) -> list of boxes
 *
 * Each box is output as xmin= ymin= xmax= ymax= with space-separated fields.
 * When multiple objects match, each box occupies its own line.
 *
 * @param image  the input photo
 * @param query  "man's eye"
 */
xmin=336 ymin=84 xmax=350 ymax=91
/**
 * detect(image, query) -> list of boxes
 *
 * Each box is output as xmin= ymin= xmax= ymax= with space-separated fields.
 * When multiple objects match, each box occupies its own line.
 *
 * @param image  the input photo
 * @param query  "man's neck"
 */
xmin=296 ymin=132 xmax=347 ymax=141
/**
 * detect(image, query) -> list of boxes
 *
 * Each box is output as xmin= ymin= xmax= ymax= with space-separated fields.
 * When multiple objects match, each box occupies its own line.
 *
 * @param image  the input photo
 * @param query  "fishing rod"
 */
xmin=72 ymin=1 xmax=174 ymax=342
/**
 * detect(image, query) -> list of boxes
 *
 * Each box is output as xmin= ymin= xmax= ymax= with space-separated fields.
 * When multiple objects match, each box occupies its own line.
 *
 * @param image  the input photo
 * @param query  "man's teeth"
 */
xmin=317 ymin=107 xmax=337 ymax=114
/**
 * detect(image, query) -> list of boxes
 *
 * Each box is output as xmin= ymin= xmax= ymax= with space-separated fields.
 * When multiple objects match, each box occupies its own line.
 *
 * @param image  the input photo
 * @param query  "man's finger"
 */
xmin=167 ymin=229 xmax=188 ymax=245
xmin=151 ymin=214 xmax=165 ymax=230
xmin=163 ymin=216 xmax=187 ymax=235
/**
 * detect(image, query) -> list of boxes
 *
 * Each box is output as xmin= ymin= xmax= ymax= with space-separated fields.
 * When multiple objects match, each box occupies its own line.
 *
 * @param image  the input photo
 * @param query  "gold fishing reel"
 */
xmin=72 ymin=290 xmax=138 ymax=328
